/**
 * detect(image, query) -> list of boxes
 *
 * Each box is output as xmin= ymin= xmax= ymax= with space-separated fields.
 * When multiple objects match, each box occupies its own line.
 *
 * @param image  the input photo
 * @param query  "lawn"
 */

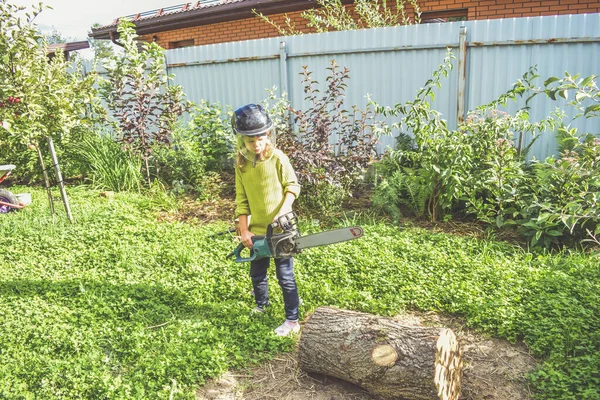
xmin=0 ymin=186 xmax=598 ymax=399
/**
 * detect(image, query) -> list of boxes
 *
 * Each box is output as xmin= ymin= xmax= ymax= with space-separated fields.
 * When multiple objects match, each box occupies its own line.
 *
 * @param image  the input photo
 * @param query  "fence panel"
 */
xmin=159 ymin=13 xmax=599 ymax=159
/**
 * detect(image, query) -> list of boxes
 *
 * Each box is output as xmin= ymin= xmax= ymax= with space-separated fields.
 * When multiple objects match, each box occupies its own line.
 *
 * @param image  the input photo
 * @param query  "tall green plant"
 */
xmin=73 ymin=133 xmax=142 ymax=192
xmin=276 ymin=60 xmax=383 ymax=216
xmin=373 ymin=51 xmax=460 ymax=221
xmin=458 ymin=87 xmax=556 ymax=229
xmin=521 ymin=129 xmax=600 ymax=248
xmin=187 ymin=101 xmax=234 ymax=172
xmin=98 ymin=20 xmax=189 ymax=187
xmin=510 ymin=72 xmax=600 ymax=248
xmin=372 ymin=54 xmax=559 ymax=223
xmin=150 ymin=102 xmax=233 ymax=197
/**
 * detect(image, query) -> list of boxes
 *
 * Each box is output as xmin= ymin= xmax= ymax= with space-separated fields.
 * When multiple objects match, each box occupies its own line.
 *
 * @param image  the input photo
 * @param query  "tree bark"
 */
xmin=298 ymin=306 xmax=462 ymax=400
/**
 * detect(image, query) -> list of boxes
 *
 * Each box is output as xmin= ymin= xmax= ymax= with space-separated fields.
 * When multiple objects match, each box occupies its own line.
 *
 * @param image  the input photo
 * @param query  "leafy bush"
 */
xmin=295 ymin=179 xmax=348 ymax=218
xmin=151 ymin=102 xmax=234 ymax=197
xmin=513 ymin=72 xmax=600 ymax=248
xmin=187 ymin=101 xmax=234 ymax=172
xmin=373 ymin=52 xmax=465 ymax=221
xmin=520 ymin=128 xmax=600 ymax=247
xmin=97 ymin=20 xmax=189 ymax=187
xmin=276 ymin=60 xmax=383 ymax=217
xmin=458 ymin=109 xmax=530 ymax=226
xmin=372 ymin=55 xmax=599 ymax=249
xmin=373 ymin=54 xmax=554 ymax=223
xmin=152 ymin=131 xmax=207 ymax=196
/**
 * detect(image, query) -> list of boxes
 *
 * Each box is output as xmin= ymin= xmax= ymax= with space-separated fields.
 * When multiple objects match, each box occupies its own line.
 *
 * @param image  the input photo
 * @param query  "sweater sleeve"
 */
xmin=279 ymin=151 xmax=301 ymax=198
xmin=234 ymin=167 xmax=250 ymax=217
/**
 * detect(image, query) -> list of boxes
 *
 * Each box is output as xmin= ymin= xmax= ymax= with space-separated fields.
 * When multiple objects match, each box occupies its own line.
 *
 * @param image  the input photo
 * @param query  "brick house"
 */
xmin=89 ymin=0 xmax=600 ymax=49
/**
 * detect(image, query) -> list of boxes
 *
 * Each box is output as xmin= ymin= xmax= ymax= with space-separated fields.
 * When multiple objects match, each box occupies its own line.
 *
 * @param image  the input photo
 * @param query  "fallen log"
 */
xmin=298 ymin=306 xmax=462 ymax=400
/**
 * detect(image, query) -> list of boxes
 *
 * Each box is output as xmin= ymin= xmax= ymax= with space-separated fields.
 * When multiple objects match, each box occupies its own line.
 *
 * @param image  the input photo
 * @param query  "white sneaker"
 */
xmin=274 ymin=320 xmax=300 ymax=337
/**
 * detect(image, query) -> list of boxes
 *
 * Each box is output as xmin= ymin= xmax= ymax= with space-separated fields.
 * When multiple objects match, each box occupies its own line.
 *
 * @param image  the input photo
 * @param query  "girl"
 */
xmin=232 ymin=103 xmax=301 ymax=337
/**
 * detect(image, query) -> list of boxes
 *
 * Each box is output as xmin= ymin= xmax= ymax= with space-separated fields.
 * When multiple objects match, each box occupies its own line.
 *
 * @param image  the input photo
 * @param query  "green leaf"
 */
xmin=558 ymin=89 xmax=568 ymax=100
xmin=575 ymin=92 xmax=588 ymax=103
xmin=544 ymin=77 xmax=560 ymax=86
xmin=580 ymin=75 xmax=596 ymax=86
xmin=584 ymin=104 xmax=600 ymax=116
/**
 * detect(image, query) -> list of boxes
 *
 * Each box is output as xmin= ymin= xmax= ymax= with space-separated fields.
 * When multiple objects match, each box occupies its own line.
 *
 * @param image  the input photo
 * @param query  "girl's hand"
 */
xmin=241 ymin=230 xmax=255 ymax=249
xmin=274 ymin=205 xmax=293 ymax=223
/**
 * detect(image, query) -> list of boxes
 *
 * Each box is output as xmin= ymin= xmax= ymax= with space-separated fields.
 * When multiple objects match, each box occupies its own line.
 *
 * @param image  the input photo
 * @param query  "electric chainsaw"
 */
xmin=227 ymin=212 xmax=363 ymax=263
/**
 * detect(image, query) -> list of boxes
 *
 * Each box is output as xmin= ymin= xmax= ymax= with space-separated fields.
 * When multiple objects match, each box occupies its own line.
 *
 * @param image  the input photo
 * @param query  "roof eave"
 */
xmin=89 ymin=0 xmax=340 ymax=40
xmin=47 ymin=40 xmax=91 ymax=53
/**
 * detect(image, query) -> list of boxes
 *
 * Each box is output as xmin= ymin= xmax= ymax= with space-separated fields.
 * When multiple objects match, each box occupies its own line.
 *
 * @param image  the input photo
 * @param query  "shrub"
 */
xmin=519 ymin=128 xmax=600 ymax=248
xmin=187 ymin=101 xmax=234 ymax=172
xmin=513 ymin=72 xmax=600 ymax=248
xmin=97 ymin=20 xmax=189 ymax=187
xmin=457 ymin=104 xmax=551 ymax=228
xmin=151 ymin=102 xmax=234 ymax=197
xmin=276 ymin=60 xmax=383 ymax=217
xmin=371 ymin=56 xmax=596 ymax=250
xmin=372 ymin=51 xmax=466 ymax=221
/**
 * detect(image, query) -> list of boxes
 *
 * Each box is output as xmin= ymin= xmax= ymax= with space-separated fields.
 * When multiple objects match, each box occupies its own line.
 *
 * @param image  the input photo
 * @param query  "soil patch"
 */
xmin=196 ymin=311 xmax=536 ymax=400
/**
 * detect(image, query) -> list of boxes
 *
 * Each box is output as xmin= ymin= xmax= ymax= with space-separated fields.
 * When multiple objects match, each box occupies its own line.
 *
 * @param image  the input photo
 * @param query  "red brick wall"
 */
xmin=140 ymin=10 xmax=314 ymax=48
xmin=140 ymin=1 xmax=600 ymax=49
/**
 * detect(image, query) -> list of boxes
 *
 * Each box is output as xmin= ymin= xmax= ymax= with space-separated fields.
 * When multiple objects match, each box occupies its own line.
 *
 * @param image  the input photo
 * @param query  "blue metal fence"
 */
xmin=132 ymin=14 xmax=600 ymax=159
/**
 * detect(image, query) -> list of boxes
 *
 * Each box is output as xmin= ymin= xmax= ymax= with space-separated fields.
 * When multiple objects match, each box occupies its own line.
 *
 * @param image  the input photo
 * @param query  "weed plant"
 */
xmin=0 ymin=188 xmax=598 ymax=399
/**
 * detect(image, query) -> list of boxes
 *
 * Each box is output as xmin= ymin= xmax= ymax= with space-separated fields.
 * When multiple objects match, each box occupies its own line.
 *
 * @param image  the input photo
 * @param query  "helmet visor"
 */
xmin=236 ymin=131 xmax=276 ymax=165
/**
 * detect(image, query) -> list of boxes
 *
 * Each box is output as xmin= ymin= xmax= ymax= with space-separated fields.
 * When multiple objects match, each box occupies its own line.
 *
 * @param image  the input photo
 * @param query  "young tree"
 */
xmin=89 ymin=23 xmax=115 ymax=60
xmin=42 ymin=28 xmax=75 ymax=44
xmin=97 ymin=20 xmax=189 ymax=186
xmin=0 ymin=1 xmax=96 ymax=169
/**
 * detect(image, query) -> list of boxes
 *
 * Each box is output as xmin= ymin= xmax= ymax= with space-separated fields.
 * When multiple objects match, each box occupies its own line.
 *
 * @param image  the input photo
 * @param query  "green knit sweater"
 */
xmin=235 ymin=149 xmax=300 ymax=235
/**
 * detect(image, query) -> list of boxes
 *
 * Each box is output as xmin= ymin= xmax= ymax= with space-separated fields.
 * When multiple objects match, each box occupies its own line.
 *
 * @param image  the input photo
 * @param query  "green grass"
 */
xmin=0 ymin=186 xmax=598 ymax=399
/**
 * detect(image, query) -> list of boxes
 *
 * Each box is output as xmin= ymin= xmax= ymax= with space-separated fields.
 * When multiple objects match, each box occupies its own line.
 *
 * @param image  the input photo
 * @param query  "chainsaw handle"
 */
xmin=228 ymin=242 xmax=256 ymax=262
xmin=227 ymin=235 xmax=266 ymax=263
xmin=227 ymin=216 xmax=291 ymax=263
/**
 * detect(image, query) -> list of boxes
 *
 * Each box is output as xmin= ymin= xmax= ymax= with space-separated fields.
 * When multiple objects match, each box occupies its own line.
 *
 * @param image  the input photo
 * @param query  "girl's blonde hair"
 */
xmin=236 ymin=132 xmax=275 ymax=171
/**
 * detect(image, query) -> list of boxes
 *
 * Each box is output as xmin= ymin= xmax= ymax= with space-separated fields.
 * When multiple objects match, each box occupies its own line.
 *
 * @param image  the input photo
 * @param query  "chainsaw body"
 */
xmin=229 ymin=212 xmax=301 ymax=262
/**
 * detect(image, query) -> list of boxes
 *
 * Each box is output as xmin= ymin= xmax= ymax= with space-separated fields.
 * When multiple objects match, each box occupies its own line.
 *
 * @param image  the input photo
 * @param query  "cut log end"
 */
xmin=435 ymin=328 xmax=462 ymax=400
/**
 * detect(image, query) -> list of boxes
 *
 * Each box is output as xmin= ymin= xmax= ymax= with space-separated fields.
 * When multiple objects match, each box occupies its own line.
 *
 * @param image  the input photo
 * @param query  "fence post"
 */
xmin=279 ymin=41 xmax=289 ymax=98
xmin=279 ymin=40 xmax=295 ymax=133
xmin=457 ymin=26 xmax=468 ymax=125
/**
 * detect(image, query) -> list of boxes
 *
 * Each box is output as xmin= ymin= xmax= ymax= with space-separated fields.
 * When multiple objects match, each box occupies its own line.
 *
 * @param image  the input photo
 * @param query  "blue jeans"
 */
xmin=250 ymin=256 xmax=299 ymax=321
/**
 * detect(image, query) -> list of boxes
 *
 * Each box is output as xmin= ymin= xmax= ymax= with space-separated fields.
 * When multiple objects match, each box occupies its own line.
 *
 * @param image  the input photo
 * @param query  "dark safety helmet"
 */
xmin=231 ymin=104 xmax=273 ymax=136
